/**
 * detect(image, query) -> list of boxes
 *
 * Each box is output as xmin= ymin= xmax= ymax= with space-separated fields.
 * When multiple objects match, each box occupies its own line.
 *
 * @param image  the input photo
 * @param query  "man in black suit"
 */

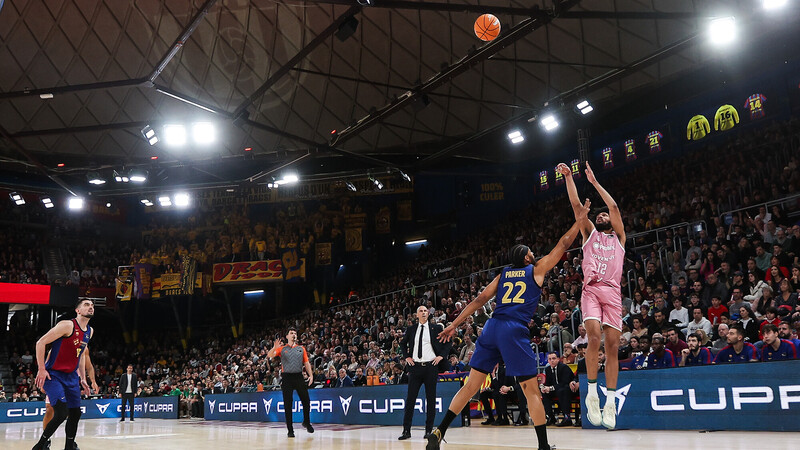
xmin=214 ymin=379 xmax=234 ymax=394
xmin=119 ymin=364 xmax=137 ymax=422
xmin=541 ymin=352 xmax=575 ymax=426
xmin=478 ymin=362 xmax=516 ymax=426
xmin=398 ymin=305 xmax=451 ymax=440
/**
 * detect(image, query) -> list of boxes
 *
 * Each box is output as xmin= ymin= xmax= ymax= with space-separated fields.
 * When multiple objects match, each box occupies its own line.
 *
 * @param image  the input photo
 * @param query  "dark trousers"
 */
xmin=515 ymin=382 xmax=528 ymax=422
xmin=281 ymin=373 xmax=310 ymax=430
xmin=121 ymin=393 xmax=135 ymax=420
xmin=542 ymin=387 xmax=572 ymax=420
xmin=479 ymin=389 xmax=508 ymax=421
xmin=402 ymin=363 xmax=437 ymax=433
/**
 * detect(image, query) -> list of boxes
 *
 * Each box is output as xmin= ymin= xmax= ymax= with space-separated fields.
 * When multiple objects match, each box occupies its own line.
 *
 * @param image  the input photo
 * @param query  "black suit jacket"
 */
xmin=543 ymin=363 xmax=573 ymax=391
xmin=214 ymin=386 xmax=234 ymax=394
xmin=119 ymin=373 xmax=138 ymax=396
xmin=400 ymin=321 xmax=452 ymax=372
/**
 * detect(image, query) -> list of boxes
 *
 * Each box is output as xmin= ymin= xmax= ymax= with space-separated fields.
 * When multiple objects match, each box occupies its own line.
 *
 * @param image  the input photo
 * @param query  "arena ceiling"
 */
xmin=0 ymin=0 xmax=795 ymax=196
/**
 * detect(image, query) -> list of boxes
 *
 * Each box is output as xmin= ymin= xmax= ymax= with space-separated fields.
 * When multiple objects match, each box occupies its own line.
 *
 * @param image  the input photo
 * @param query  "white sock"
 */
xmin=588 ymin=381 xmax=598 ymax=397
xmin=605 ymin=390 xmax=616 ymax=410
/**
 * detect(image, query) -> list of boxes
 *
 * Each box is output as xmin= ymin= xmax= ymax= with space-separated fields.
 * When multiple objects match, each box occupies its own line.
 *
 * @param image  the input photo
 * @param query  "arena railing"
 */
xmin=717 ymin=192 xmax=800 ymax=225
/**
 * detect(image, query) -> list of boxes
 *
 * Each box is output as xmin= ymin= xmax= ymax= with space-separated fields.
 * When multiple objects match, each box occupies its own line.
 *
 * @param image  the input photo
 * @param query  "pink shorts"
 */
xmin=581 ymin=284 xmax=623 ymax=331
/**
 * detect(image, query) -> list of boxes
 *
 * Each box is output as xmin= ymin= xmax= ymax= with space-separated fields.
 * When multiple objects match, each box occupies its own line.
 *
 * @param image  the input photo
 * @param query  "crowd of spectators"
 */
xmin=2 ymin=117 xmax=800 ymax=412
xmin=0 ymin=225 xmax=48 ymax=285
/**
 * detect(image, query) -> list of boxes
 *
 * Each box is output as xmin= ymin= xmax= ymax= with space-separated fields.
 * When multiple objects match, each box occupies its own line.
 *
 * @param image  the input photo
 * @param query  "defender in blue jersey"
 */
xmin=761 ymin=324 xmax=797 ymax=361
xmin=713 ymin=324 xmax=759 ymax=364
xmin=427 ymin=200 xmax=590 ymax=450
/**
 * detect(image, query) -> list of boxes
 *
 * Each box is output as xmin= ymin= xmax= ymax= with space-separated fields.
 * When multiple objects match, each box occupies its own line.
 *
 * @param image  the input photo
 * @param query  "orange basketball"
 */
xmin=474 ymin=14 xmax=501 ymax=41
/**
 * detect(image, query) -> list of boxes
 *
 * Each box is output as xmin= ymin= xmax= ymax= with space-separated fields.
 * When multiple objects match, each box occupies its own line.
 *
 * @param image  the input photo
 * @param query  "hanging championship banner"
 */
xmin=133 ymin=263 xmax=153 ymax=300
xmin=346 ymin=228 xmax=363 ymax=252
xmin=180 ymin=256 xmax=197 ymax=295
xmin=212 ymin=261 xmax=283 ymax=284
xmin=316 ymin=243 xmax=332 ymax=265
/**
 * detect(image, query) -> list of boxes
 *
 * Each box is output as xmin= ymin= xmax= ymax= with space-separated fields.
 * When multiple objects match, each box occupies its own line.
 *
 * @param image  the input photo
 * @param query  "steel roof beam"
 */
xmin=330 ymin=0 xmax=582 ymax=147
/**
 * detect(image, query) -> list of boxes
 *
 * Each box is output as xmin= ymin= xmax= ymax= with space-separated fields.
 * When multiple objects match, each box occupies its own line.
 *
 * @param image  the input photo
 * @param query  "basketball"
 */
xmin=474 ymin=14 xmax=501 ymax=41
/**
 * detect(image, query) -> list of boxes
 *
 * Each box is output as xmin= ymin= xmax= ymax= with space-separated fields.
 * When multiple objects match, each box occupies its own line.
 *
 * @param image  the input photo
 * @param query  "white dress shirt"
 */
xmin=413 ymin=322 xmax=438 ymax=363
xmin=125 ymin=374 xmax=133 ymax=394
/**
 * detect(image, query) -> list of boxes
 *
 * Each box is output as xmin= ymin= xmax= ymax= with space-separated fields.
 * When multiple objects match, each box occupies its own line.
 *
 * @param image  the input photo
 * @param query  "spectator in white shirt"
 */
xmin=684 ymin=307 xmax=712 ymax=337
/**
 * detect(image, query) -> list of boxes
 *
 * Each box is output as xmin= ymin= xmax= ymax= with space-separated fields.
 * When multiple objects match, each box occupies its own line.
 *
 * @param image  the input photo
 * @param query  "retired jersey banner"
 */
xmin=212 ymin=261 xmax=283 ymax=284
xmin=115 ymin=266 xmax=133 ymax=302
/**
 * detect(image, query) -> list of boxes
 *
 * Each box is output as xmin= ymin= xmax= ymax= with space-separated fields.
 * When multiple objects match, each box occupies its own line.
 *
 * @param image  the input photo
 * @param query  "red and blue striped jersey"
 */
xmin=624 ymin=139 xmax=636 ymax=161
xmin=45 ymin=319 xmax=92 ymax=373
xmin=602 ymin=147 xmax=614 ymax=168
xmin=744 ymin=94 xmax=766 ymax=120
xmin=647 ymin=131 xmax=663 ymax=153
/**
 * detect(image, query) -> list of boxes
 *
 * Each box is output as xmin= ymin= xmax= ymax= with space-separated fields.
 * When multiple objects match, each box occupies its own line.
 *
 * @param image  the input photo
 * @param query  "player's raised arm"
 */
xmin=438 ymin=275 xmax=500 ymax=342
xmin=557 ymin=163 xmax=593 ymax=242
xmin=585 ymin=162 xmax=626 ymax=244
xmin=534 ymin=199 xmax=590 ymax=285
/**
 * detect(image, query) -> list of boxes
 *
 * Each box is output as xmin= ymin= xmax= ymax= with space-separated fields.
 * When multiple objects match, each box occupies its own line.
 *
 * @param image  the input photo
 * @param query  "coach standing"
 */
xmin=398 ymin=305 xmax=451 ymax=440
xmin=119 ymin=364 xmax=137 ymax=421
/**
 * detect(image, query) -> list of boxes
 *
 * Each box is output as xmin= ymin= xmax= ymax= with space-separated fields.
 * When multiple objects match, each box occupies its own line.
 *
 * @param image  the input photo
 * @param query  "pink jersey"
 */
xmin=581 ymin=229 xmax=624 ymax=289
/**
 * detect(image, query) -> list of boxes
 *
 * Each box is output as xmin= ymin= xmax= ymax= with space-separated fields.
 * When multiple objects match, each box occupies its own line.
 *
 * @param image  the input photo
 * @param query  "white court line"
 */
xmin=97 ymin=433 xmax=180 ymax=440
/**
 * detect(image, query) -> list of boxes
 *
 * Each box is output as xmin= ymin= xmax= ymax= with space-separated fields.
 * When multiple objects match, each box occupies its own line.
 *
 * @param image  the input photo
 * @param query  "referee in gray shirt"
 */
xmin=268 ymin=327 xmax=315 ymax=438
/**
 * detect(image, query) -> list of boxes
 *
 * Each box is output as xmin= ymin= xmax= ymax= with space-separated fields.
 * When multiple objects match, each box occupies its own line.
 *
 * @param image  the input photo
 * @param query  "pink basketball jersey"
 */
xmin=581 ymin=229 xmax=624 ymax=289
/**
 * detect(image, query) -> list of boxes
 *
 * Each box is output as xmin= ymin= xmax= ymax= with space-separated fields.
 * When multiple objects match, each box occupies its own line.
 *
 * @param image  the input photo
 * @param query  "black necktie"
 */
xmin=417 ymin=324 xmax=424 ymax=360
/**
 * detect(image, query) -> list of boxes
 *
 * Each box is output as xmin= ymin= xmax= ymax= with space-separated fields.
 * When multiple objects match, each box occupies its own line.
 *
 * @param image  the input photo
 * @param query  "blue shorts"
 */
xmin=43 ymin=369 xmax=81 ymax=408
xmin=470 ymin=318 xmax=538 ymax=377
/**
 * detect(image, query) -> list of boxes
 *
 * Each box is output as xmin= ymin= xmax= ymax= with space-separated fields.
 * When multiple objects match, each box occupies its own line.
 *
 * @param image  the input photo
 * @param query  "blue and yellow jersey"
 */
xmin=714 ymin=105 xmax=739 ymax=131
xmin=687 ymin=115 xmax=710 ymax=140
xmin=492 ymin=265 xmax=541 ymax=324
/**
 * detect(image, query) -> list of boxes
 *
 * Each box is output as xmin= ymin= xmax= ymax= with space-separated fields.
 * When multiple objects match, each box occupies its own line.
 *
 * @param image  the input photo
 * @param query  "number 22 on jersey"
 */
xmin=501 ymin=281 xmax=527 ymax=304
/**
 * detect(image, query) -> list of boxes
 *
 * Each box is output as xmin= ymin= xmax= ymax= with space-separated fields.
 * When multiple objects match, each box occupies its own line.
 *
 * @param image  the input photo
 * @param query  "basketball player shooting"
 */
xmin=558 ymin=161 xmax=625 ymax=429
xmin=426 ymin=198 xmax=590 ymax=450
xmin=32 ymin=299 xmax=94 ymax=450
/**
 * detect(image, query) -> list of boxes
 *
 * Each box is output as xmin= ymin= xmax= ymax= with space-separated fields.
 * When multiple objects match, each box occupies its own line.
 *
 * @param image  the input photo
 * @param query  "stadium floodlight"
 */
xmin=106 ymin=203 xmax=112 ymax=208
xmin=399 ymin=170 xmax=412 ymax=182
xmin=140 ymin=198 xmax=153 ymax=207
xmin=129 ymin=169 xmax=147 ymax=183
xmin=192 ymin=122 xmax=215 ymax=145
xmin=243 ymin=289 xmax=264 ymax=295
xmin=370 ymin=177 xmax=383 ymax=190
xmin=576 ymin=100 xmax=593 ymax=115
xmin=174 ymin=192 xmax=190 ymax=207
xmin=763 ymin=0 xmax=788 ymax=10
xmin=345 ymin=181 xmax=357 ymax=192
xmin=540 ymin=114 xmax=559 ymax=131
xmin=406 ymin=239 xmax=427 ymax=245
xmin=113 ymin=170 xmax=129 ymax=183
xmin=507 ymin=130 xmax=525 ymax=144
xmin=708 ymin=17 xmax=736 ymax=46
xmin=67 ymin=197 xmax=84 ymax=210
xmin=163 ymin=124 xmax=187 ymax=147
xmin=276 ymin=173 xmax=299 ymax=185
xmin=41 ymin=197 xmax=54 ymax=208
xmin=87 ymin=171 xmax=106 ymax=185
xmin=141 ymin=125 xmax=158 ymax=145
xmin=9 ymin=192 xmax=25 ymax=206
xmin=158 ymin=196 xmax=172 ymax=207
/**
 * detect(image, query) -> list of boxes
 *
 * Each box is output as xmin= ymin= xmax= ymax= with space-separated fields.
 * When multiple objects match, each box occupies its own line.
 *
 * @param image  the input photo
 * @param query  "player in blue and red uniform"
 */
xmin=744 ymin=93 xmax=766 ymax=120
xmin=713 ymin=324 xmax=759 ymax=364
xmin=32 ymin=299 xmax=94 ymax=450
xmin=679 ymin=333 xmax=713 ymax=366
xmin=426 ymin=200 xmax=590 ymax=450
xmin=760 ymin=324 xmax=797 ymax=361
xmin=645 ymin=336 xmax=676 ymax=369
